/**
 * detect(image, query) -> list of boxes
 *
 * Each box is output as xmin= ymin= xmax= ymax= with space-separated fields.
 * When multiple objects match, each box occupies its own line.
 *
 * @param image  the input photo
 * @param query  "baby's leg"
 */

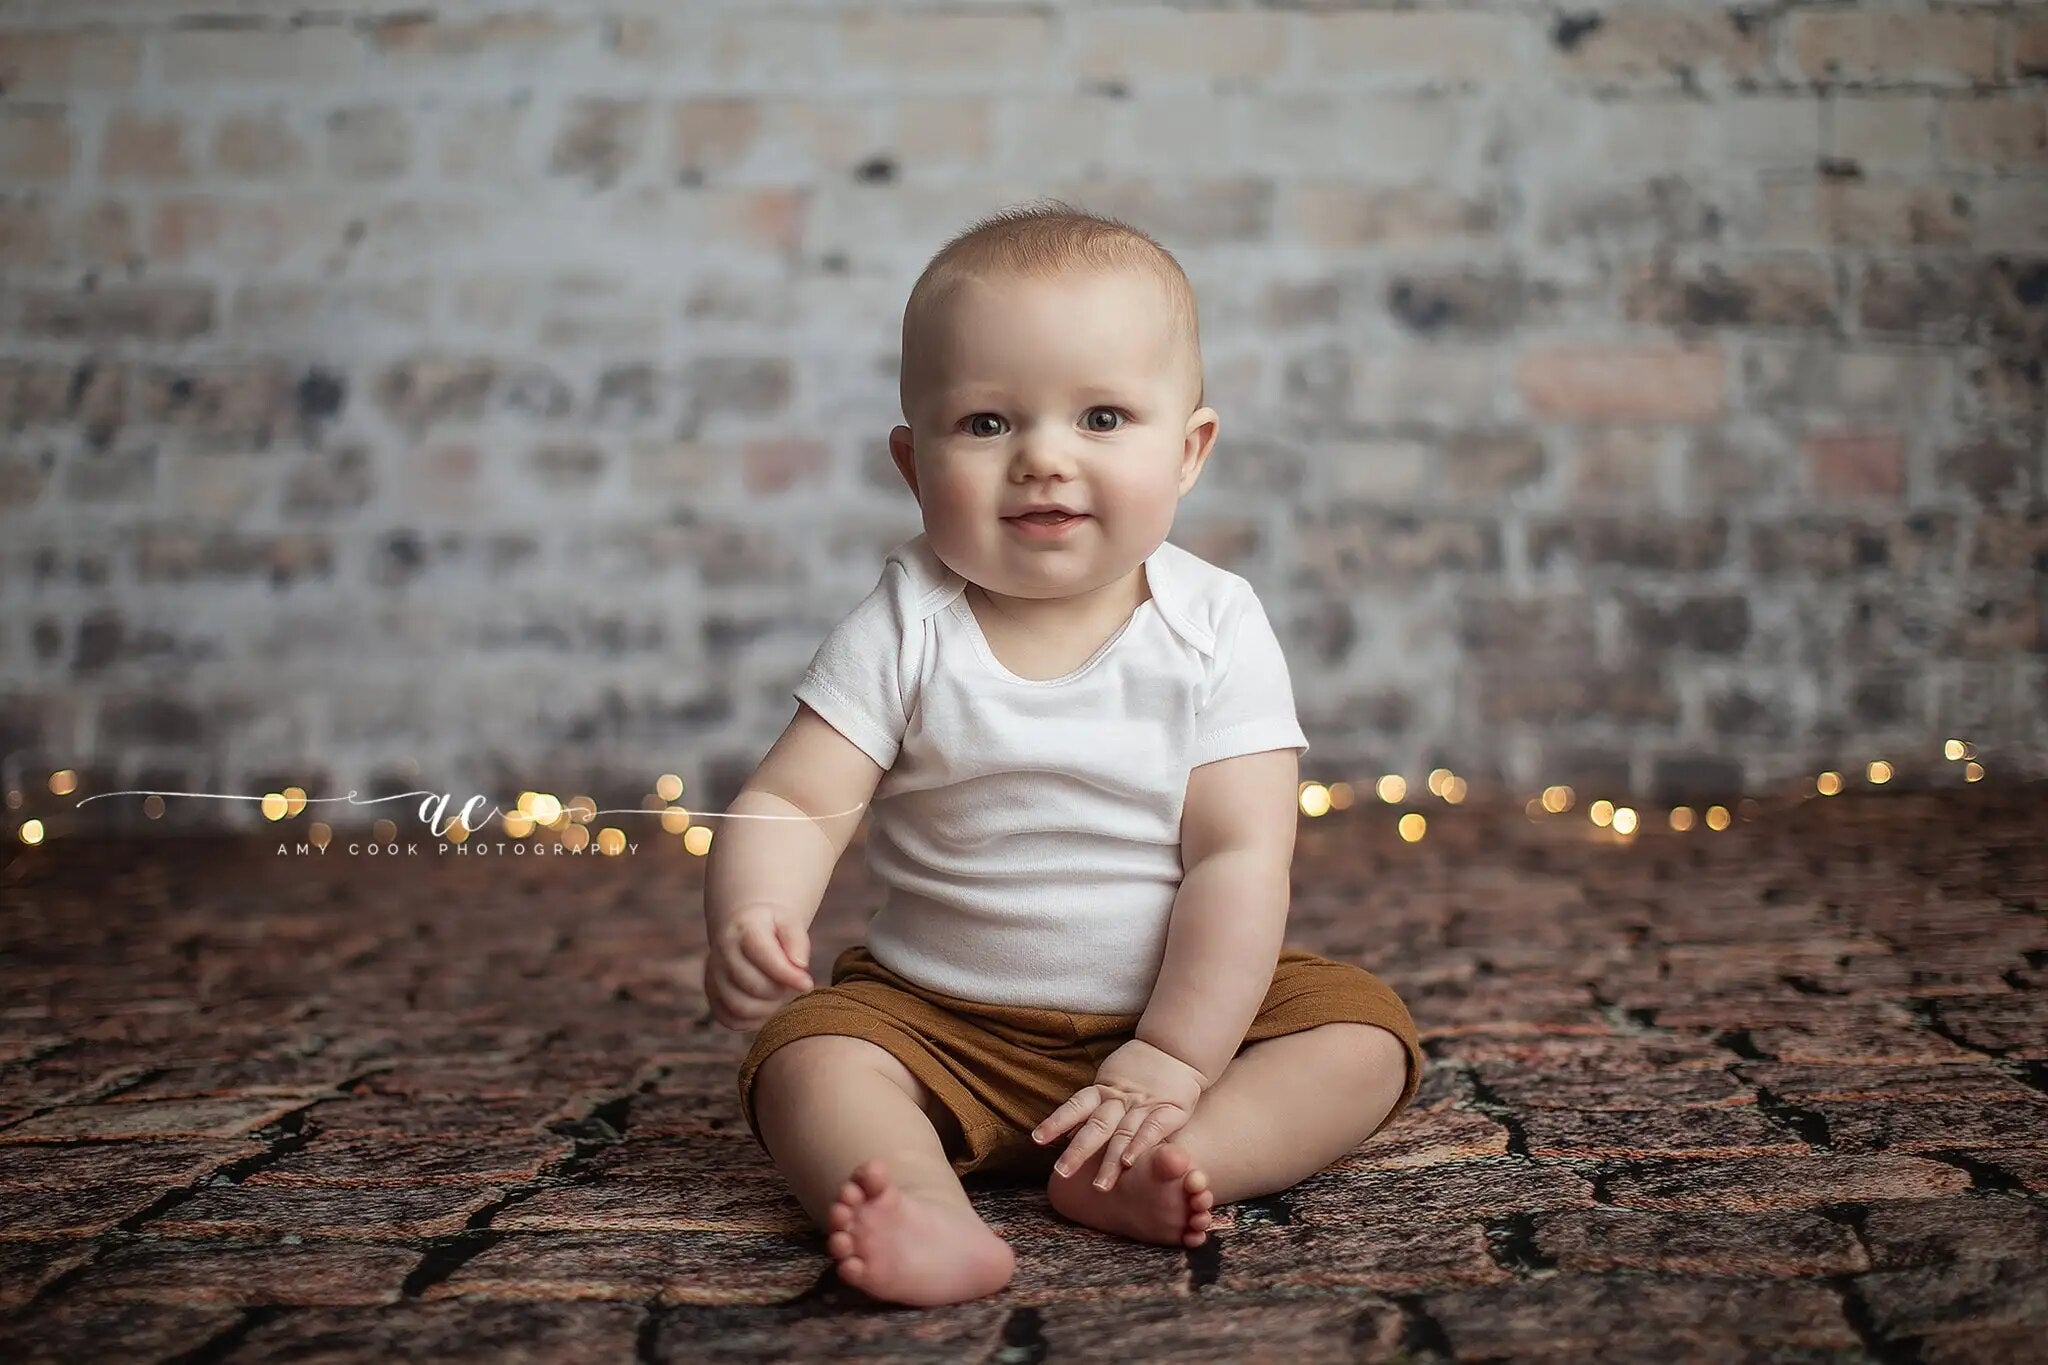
xmin=1046 ymin=1022 xmax=1409 ymax=1242
xmin=1170 ymin=1020 xmax=1412 ymax=1203
xmin=749 ymin=1034 xmax=1014 ymax=1306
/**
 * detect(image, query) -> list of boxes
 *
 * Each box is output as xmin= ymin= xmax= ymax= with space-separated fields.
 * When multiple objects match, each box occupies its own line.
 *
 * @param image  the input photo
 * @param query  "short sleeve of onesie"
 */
xmin=1190 ymin=583 xmax=1310 ymax=768
xmin=791 ymin=558 xmax=914 ymax=771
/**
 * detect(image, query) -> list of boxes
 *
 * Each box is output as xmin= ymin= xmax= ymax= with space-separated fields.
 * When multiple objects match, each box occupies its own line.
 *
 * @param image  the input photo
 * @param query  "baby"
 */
xmin=703 ymin=201 xmax=1423 ymax=1308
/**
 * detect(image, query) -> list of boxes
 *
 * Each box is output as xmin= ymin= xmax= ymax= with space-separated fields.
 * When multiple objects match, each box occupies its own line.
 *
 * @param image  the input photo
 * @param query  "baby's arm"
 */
xmin=1134 ymin=748 xmax=1302 ymax=1087
xmin=701 ymin=701 xmax=885 ymax=1028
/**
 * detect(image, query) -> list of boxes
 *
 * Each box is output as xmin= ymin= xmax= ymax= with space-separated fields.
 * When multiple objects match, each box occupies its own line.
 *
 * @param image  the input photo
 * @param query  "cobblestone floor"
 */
xmin=1 ymin=784 xmax=2045 ymax=1362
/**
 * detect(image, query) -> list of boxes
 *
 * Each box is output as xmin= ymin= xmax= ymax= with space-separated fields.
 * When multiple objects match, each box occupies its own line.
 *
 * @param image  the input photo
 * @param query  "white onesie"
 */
xmin=793 ymin=531 xmax=1309 ymax=1013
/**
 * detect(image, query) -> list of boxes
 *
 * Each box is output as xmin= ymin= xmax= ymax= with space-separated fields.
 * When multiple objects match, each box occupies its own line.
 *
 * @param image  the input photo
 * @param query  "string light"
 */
xmin=4 ymin=740 xmax=2001 ymax=855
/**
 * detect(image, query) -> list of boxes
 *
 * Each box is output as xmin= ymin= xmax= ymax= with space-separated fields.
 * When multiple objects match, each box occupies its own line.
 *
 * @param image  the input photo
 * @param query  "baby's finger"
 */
xmin=713 ymin=936 xmax=777 ymax=1000
xmin=1031 ymin=1090 xmax=1097 ymax=1146
xmin=775 ymin=921 xmax=815 ymax=990
xmin=739 ymin=923 xmax=810 ymax=993
xmin=1094 ymin=1110 xmax=1146 ymax=1190
xmin=707 ymin=989 xmax=771 ymax=1032
xmin=1120 ymin=1111 xmax=1174 ymax=1168
xmin=1053 ymin=1098 xmax=1125 ymax=1180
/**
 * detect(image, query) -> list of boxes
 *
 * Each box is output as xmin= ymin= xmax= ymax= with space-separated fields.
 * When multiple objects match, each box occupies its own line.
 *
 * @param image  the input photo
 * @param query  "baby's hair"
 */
xmin=899 ymin=197 xmax=1205 ymax=418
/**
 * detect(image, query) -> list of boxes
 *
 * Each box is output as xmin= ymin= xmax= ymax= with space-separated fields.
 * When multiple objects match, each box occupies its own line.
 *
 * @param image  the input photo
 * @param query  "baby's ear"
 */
xmin=888 ymin=428 xmax=920 ymax=501
xmin=1179 ymin=408 xmax=1219 ymax=491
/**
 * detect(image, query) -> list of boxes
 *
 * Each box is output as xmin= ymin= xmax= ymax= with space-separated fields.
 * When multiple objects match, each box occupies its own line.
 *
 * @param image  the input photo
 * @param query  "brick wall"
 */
xmin=1 ymin=2 xmax=2043 ymax=831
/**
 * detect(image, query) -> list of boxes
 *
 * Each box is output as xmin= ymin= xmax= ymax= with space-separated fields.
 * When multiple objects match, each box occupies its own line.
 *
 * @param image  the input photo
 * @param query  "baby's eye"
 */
xmin=964 ymin=413 xmax=1005 ymax=438
xmin=1083 ymin=407 xmax=1126 ymax=432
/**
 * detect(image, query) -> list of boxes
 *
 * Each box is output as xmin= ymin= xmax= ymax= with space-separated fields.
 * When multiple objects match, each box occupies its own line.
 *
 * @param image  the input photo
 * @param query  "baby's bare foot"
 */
xmin=1045 ymin=1141 xmax=1215 ymax=1247
xmin=824 ymin=1157 xmax=1016 ymax=1307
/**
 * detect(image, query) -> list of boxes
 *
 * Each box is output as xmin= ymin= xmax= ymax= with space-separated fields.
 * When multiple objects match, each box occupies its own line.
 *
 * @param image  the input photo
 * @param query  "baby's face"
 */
xmin=890 ymin=268 xmax=1217 ymax=604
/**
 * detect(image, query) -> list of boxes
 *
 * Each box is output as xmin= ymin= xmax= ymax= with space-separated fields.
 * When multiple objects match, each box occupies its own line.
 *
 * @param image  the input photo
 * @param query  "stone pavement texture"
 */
xmin=1 ymin=786 xmax=2045 ymax=1363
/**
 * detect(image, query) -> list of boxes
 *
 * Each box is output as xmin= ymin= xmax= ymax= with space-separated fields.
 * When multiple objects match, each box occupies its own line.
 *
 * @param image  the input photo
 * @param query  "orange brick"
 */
xmin=1789 ymin=12 xmax=1999 ymax=85
xmin=369 ymin=14 xmax=568 ymax=58
xmin=672 ymin=98 xmax=764 ymax=174
xmin=2017 ymin=14 xmax=2048 ymax=80
xmin=101 ymin=111 xmax=193 ymax=181
xmin=742 ymin=437 xmax=829 ymax=497
xmin=0 ymin=30 xmax=140 ymax=96
xmin=1517 ymin=345 xmax=1726 ymax=422
xmin=1940 ymin=94 xmax=2048 ymax=166
xmin=1551 ymin=5 xmax=1768 ymax=87
xmin=212 ymin=111 xmax=307 ymax=179
xmin=0 ymin=200 xmax=53 ymax=267
xmin=0 ymin=108 xmax=73 ymax=181
xmin=1803 ymin=430 xmax=1907 ymax=501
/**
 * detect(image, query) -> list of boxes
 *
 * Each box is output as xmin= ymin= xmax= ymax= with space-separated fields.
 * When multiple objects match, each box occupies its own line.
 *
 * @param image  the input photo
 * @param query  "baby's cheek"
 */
xmin=926 ymin=470 xmax=986 ymax=521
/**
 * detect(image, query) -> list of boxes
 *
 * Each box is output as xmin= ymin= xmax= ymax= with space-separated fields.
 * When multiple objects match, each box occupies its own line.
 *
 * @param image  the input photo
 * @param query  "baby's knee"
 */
xmin=754 ymin=1033 xmax=937 ymax=1117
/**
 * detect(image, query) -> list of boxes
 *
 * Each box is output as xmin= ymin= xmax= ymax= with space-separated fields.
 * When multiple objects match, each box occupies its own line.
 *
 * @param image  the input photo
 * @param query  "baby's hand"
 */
xmin=1031 ymin=1038 xmax=1205 ymax=1191
xmin=704 ymin=904 xmax=815 ymax=1031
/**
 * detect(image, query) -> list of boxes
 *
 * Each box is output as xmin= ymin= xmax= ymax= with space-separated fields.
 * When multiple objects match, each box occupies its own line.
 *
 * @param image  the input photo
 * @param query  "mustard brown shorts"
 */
xmin=736 ymin=943 xmax=1425 ymax=1181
